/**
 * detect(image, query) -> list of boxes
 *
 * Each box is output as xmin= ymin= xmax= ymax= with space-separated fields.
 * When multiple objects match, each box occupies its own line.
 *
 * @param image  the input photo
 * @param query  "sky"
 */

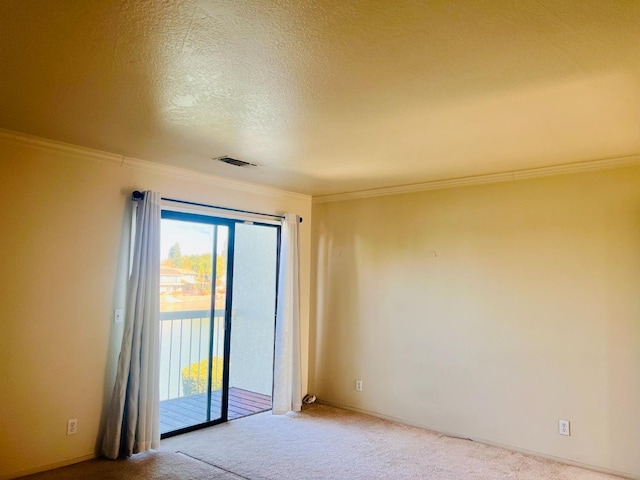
xmin=160 ymin=219 xmax=228 ymax=260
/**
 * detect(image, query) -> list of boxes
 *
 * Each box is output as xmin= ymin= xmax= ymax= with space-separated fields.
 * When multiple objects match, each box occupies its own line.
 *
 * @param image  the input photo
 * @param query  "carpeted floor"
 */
xmin=20 ymin=451 xmax=240 ymax=479
xmin=22 ymin=404 xmax=626 ymax=480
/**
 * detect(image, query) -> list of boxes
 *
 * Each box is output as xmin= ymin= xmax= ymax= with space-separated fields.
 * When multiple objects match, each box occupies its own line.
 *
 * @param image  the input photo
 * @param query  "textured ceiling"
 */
xmin=1 ymin=0 xmax=639 ymax=195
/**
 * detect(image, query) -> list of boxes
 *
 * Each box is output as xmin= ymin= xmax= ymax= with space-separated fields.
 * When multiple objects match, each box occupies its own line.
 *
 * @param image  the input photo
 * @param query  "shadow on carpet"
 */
xmin=20 ymin=405 xmax=626 ymax=480
xmin=163 ymin=404 xmax=624 ymax=480
xmin=20 ymin=451 xmax=242 ymax=479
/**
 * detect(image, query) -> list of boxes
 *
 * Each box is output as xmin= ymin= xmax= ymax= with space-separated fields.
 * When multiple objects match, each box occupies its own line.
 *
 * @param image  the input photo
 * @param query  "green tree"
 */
xmin=216 ymin=254 xmax=226 ymax=280
xmin=183 ymin=253 xmax=212 ymax=279
xmin=167 ymin=242 xmax=183 ymax=267
xmin=181 ymin=253 xmax=212 ymax=294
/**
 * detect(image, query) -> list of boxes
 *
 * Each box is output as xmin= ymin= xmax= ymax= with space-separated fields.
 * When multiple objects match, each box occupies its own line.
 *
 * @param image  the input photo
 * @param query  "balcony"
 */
xmin=159 ymin=309 xmax=272 ymax=434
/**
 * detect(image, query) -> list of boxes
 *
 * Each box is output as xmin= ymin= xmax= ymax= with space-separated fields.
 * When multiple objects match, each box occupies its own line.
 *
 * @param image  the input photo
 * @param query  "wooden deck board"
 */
xmin=160 ymin=387 xmax=271 ymax=434
xmin=228 ymin=391 xmax=272 ymax=409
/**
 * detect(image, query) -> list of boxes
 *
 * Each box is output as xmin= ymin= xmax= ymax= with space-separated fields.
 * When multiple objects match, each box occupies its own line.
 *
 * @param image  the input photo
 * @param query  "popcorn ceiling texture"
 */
xmin=0 ymin=1 xmax=639 ymax=195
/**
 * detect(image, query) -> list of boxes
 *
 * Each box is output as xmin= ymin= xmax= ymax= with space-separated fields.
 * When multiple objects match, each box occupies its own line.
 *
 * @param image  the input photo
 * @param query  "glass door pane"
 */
xmin=159 ymin=217 xmax=229 ymax=435
xmin=228 ymin=223 xmax=278 ymax=419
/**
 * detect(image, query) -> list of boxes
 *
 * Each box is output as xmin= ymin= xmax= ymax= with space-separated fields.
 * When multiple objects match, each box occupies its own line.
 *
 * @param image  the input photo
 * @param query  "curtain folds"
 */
xmin=272 ymin=213 xmax=303 ymax=414
xmin=102 ymin=191 xmax=161 ymax=459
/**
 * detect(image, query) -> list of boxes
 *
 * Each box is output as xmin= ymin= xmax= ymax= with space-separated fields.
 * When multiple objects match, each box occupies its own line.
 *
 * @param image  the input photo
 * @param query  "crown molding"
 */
xmin=120 ymin=156 xmax=310 ymax=201
xmin=3 ymin=128 xmax=638 ymax=205
xmin=0 ymin=128 xmax=311 ymax=202
xmin=313 ymin=154 xmax=640 ymax=204
xmin=0 ymin=128 xmax=124 ymax=165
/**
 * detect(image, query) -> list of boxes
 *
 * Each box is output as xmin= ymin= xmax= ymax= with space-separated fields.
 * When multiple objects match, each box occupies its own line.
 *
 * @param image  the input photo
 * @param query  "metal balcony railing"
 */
xmin=159 ymin=309 xmax=225 ymax=402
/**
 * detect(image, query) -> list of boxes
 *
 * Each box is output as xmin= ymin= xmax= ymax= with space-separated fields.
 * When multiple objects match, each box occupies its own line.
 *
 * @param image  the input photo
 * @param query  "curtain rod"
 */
xmin=131 ymin=191 xmax=302 ymax=223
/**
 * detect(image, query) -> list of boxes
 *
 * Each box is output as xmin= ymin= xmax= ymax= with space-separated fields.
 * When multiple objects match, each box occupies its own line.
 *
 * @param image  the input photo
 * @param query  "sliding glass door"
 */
xmin=228 ymin=223 xmax=279 ymax=419
xmin=158 ymin=211 xmax=279 ymax=436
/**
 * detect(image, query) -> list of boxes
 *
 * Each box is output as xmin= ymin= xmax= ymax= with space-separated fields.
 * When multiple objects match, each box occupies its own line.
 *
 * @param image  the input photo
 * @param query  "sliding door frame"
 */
xmin=160 ymin=208 xmax=281 ymax=439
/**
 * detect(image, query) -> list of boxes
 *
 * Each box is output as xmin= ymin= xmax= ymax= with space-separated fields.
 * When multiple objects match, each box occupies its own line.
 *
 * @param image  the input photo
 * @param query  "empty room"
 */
xmin=0 ymin=1 xmax=639 ymax=479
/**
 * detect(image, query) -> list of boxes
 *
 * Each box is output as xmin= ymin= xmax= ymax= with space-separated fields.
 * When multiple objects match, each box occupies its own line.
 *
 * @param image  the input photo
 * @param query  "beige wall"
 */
xmin=0 ymin=133 xmax=311 ymax=479
xmin=311 ymin=166 xmax=640 ymax=477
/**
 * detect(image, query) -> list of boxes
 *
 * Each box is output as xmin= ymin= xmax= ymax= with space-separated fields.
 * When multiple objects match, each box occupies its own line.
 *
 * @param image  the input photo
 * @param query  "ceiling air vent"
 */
xmin=214 ymin=155 xmax=257 ymax=167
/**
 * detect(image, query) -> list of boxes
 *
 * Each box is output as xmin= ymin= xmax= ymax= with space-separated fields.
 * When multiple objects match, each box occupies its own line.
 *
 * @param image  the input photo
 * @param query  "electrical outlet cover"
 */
xmin=559 ymin=419 xmax=570 ymax=436
xmin=67 ymin=418 xmax=78 ymax=435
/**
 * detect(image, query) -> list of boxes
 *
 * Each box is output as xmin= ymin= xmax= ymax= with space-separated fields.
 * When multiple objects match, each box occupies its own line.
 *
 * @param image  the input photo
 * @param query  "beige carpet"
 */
xmin=23 ymin=404 xmax=626 ymax=479
xmin=20 ymin=451 xmax=240 ymax=479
